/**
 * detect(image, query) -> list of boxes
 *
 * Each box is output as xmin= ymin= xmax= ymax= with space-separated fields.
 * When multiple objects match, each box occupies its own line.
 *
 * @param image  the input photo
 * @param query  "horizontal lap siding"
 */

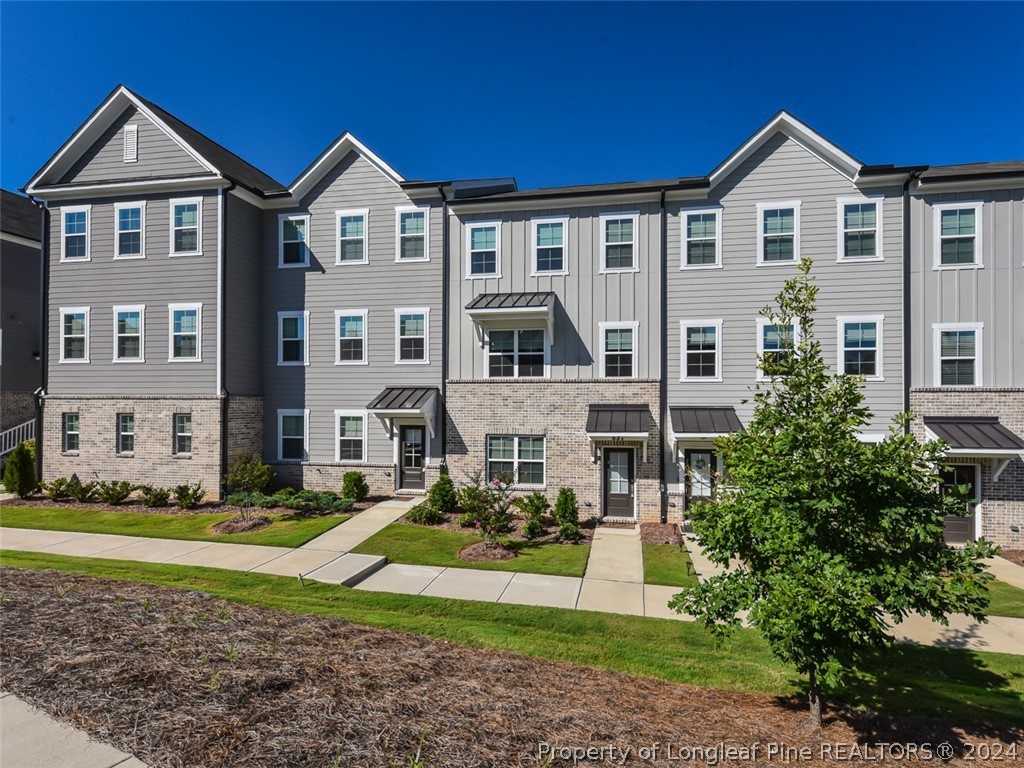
xmin=224 ymin=194 xmax=263 ymax=395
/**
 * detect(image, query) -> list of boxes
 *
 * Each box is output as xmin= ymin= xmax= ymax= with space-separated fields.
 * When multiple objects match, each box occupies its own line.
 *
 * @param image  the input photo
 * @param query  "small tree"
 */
xmin=458 ymin=470 xmax=513 ymax=546
xmin=670 ymin=259 xmax=996 ymax=728
xmin=515 ymin=491 xmax=550 ymax=539
xmin=428 ymin=472 xmax=457 ymax=514
xmin=553 ymin=487 xmax=581 ymax=542
xmin=342 ymin=471 xmax=369 ymax=503
xmin=2 ymin=441 xmax=36 ymax=498
xmin=224 ymin=453 xmax=275 ymax=521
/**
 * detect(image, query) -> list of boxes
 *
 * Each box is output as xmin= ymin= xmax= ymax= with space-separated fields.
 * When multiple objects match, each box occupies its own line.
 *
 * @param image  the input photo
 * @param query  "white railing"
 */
xmin=0 ymin=419 xmax=35 ymax=458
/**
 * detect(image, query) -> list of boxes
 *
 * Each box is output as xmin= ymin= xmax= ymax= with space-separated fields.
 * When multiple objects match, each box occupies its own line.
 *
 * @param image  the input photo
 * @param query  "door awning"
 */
xmin=366 ymin=387 xmax=439 ymax=438
xmin=925 ymin=416 xmax=1024 ymax=482
xmin=670 ymin=406 xmax=742 ymax=439
xmin=585 ymin=404 xmax=651 ymax=462
xmin=465 ymin=292 xmax=554 ymax=346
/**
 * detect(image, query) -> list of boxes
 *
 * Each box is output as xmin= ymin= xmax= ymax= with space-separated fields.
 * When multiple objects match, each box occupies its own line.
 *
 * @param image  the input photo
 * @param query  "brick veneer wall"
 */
xmin=269 ymin=461 xmax=440 ymax=498
xmin=445 ymin=379 xmax=663 ymax=523
xmin=226 ymin=396 xmax=263 ymax=465
xmin=910 ymin=388 xmax=1024 ymax=547
xmin=1 ymin=391 xmax=36 ymax=432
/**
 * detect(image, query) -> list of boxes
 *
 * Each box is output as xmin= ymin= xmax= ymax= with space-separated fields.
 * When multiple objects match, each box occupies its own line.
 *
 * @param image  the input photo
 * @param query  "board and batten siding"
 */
xmin=224 ymin=193 xmax=263 ymax=395
xmin=447 ymin=201 xmax=663 ymax=380
xmin=910 ymin=188 xmax=1024 ymax=388
xmin=261 ymin=151 xmax=444 ymax=465
xmin=47 ymin=192 xmax=219 ymax=395
xmin=59 ymin=105 xmax=207 ymax=185
xmin=1 ymin=239 xmax=42 ymax=392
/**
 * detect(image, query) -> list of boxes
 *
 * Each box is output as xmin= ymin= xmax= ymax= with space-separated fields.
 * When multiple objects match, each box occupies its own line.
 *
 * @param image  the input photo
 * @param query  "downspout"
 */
xmin=658 ymin=189 xmax=668 ymax=524
xmin=901 ymin=172 xmax=915 ymax=433
xmin=440 ymin=186 xmax=449 ymax=476
xmin=218 ymin=183 xmax=236 ymax=498
xmin=29 ymin=197 xmax=47 ymax=484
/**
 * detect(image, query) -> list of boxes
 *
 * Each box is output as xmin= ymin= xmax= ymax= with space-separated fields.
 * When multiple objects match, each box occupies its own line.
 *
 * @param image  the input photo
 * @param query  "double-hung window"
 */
xmin=168 ymin=304 xmax=201 ymax=361
xmin=601 ymin=212 xmax=639 ymax=271
xmin=174 ymin=413 xmax=192 ymax=455
xmin=278 ymin=409 xmax=309 ymax=461
xmin=487 ymin=329 xmax=545 ymax=378
xmin=837 ymin=197 xmax=881 ymax=260
xmin=279 ymin=214 xmax=310 ymax=268
xmin=63 ymin=413 xmax=80 ymax=453
xmin=395 ymin=308 xmax=429 ymax=364
xmin=681 ymin=209 xmax=721 ymax=268
xmin=934 ymin=323 xmax=982 ymax=386
xmin=60 ymin=307 xmax=90 ymax=363
xmin=336 ymin=209 xmax=368 ymax=264
xmin=532 ymin=217 xmax=568 ymax=274
xmin=61 ymin=206 xmax=91 ymax=261
xmin=396 ymin=206 xmax=429 ymax=261
xmin=934 ymin=202 xmax=982 ymax=268
xmin=600 ymin=322 xmax=638 ymax=378
xmin=466 ymin=223 xmax=500 ymax=277
xmin=335 ymin=309 xmax=368 ymax=365
xmin=757 ymin=202 xmax=800 ymax=264
xmin=757 ymin=319 xmax=798 ymax=378
xmin=680 ymin=320 xmax=722 ymax=381
xmin=335 ymin=411 xmax=366 ymax=462
xmin=114 ymin=202 xmax=145 ymax=259
xmin=170 ymin=198 xmax=202 ymax=256
xmin=113 ymin=304 xmax=145 ymax=362
xmin=116 ymin=413 xmax=135 ymax=455
xmin=486 ymin=435 xmax=545 ymax=486
xmin=278 ymin=311 xmax=309 ymax=366
xmin=837 ymin=316 xmax=883 ymax=379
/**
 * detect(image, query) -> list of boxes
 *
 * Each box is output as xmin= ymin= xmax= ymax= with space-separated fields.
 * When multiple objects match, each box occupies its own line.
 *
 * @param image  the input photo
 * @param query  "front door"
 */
xmin=603 ymin=448 xmax=635 ymax=518
xmin=941 ymin=465 xmax=978 ymax=544
xmin=399 ymin=425 xmax=425 ymax=490
xmin=684 ymin=449 xmax=715 ymax=505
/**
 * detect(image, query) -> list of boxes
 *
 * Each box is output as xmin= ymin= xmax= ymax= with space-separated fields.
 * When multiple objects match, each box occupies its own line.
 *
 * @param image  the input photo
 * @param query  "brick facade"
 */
xmin=226 ymin=396 xmax=263 ymax=465
xmin=445 ymin=379 xmax=663 ymax=523
xmin=269 ymin=461 xmax=440 ymax=497
xmin=1 ymin=391 xmax=36 ymax=433
xmin=910 ymin=388 xmax=1024 ymax=547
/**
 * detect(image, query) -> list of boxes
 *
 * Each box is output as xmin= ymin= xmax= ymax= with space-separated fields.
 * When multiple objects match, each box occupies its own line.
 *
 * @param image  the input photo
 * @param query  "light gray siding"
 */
xmin=1 ymin=238 xmax=42 ymax=392
xmin=224 ymin=192 xmax=263 ymax=395
xmin=60 ymin=106 xmax=207 ymax=184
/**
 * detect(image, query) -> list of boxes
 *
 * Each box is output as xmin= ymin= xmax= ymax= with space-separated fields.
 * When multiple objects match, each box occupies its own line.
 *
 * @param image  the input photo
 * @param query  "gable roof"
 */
xmin=1 ymin=189 xmax=42 ymax=241
xmin=289 ymin=131 xmax=405 ymax=201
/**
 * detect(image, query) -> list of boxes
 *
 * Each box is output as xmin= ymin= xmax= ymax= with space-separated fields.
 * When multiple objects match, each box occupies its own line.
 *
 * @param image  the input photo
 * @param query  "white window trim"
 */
xmin=465 ymin=221 xmax=502 ymax=279
xmin=113 ymin=201 xmax=147 ymax=260
xmin=334 ymin=308 xmax=369 ymax=366
xmin=756 ymin=200 xmax=801 ymax=266
xmin=277 ymin=408 xmax=310 ymax=462
xmin=932 ymin=322 xmax=984 ymax=387
xmin=679 ymin=207 xmax=723 ymax=270
xmin=756 ymin=317 xmax=801 ymax=381
xmin=394 ymin=307 xmax=431 ymax=365
xmin=278 ymin=213 xmax=310 ymax=268
xmin=173 ymin=412 xmax=193 ymax=457
xmin=63 ymin=413 xmax=80 ymax=453
xmin=836 ymin=314 xmax=884 ymax=381
xmin=932 ymin=201 xmax=984 ymax=270
xmin=123 ymin=124 xmax=138 ymax=163
xmin=486 ymin=434 xmax=546 ymax=489
xmin=334 ymin=409 xmax=369 ymax=463
xmin=679 ymin=318 xmax=723 ymax=382
xmin=335 ymin=208 xmax=369 ymax=266
xmin=58 ymin=306 xmax=90 ymax=363
xmin=278 ymin=310 xmax=311 ymax=366
xmin=167 ymin=302 xmax=202 ymax=362
xmin=169 ymin=197 xmax=203 ymax=257
xmin=395 ymin=205 xmax=431 ymax=263
xmin=836 ymin=195 xmax=883 ymax=263
xmin=599 ymin=211 xmax=641 ymax=274
xmin=112 ymin=304 xmax=146 ymax=363
xmin=530 ymin=215 xmax=570 ymax=276
xmin=483 ymin=328 xmax=551 ymax=379
xmin=598 ymin=320 xmax=640 ymax=380
xmin=60 ymin=205 xmax=91 ymax=262
xmin=116 ymin=412 xmax=135 ymax=456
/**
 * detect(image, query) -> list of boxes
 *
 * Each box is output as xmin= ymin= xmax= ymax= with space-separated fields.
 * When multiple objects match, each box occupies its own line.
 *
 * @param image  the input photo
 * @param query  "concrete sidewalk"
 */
xmin=299 ymin=496 xmax=417 ymax=552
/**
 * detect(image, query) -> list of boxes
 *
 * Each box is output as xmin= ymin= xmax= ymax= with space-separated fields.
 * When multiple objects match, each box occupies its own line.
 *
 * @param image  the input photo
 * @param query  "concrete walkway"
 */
xmin=1 ymin=692 xmax=146 ymax=768
xmin=299 ymin=496 xmax=417 ymax=552
xmin=985 ymin=555 xmax=1024 ymax=590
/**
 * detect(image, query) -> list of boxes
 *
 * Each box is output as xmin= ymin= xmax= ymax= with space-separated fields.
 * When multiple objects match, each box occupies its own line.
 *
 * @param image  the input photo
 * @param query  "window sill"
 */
xmin=335 ymin=259 xmax=370 ymax=266
xmin=61 ymin=451 xmax=80 ymax=457
xmin=112 ymin=358 xmax=145 ymax=364
xmin=277 ymin=262 xmax=309 ymax=269
xmin=167 ymin=358 xmax=203 ymax=363
xmin=115 ymin=453 xmax=134 ymax=459
xmin=169 ymin=251 xmax=203 ymax=258
xmin=599 ymin=267 xmax=640 ymax=275
xmin=933 ymin=263 xmax=984 ymax=271
xmin=465 ymin=273 xmax=502 ymax=280
xmin=59 ymin=257 xmax=92 ymax=264
xmin=836 ymin=255 xmax=884 ymax=264
xmin=680 ymin=263 xmax=723 ymax=271
xmin=530 ymin=270 xmax=570 ymax=278
xmin=755 ymin=260 xmax=799 ymax=267
xmin=679 ymin=376 xmax=723 ymax=383
xmin=277 ymin=361 xmax=310 ymax=367
xmin=113 ymin=254 xmax=146 ymax=261
xmin=58 ymin=359 xmax=90 ymax=364
xmin=394 ymin=359 xmax=431 ymax=365
xmin=173 ymin=453 xmax=193 ymax=460
xmin=395 ymin=256 xmax=431 ymax=264
xmin=335 ymin=360 xmax=369 ymax=366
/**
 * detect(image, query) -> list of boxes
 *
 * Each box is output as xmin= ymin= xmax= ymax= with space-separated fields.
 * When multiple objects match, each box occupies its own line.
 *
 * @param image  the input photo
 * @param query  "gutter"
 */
xmin=28 ymin=196 xmax=47 ymax=483
xmin=659 ymin=189 xmax=668 ymax=524
xmin=218 ymin=183 xmax=237 ymax=498
xmin=440 ymin=185 xmax=449 ymax=479
xmin=901 ymin=170 xmax=920 ymax=432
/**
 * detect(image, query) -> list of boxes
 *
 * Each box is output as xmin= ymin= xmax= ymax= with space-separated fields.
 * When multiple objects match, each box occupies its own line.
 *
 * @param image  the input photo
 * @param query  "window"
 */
xmin=278 ymin=409 xmax=308 ymax=461
xmin=278 ymin=311 xmax=309 ymax=366
xmin=278 ymin=213 xmax=309 ymax=267
xmin=123 ymin=124 xmax=138 ymax=163
xmin=396 ymin=206 xmax=429 ymax=261
xmin=600 ymin=322 xmax=638 ymax=378
xmin=532 ymin=217 xmax=568 ymax=274
xmin=63 ymin=413 xmax=80 ymax=453
xmin=59 ymin=307 xmax=90 ymax=363
xmin=757 ymin=202 xmax=800 ymax=264
xmin=61 ymin=206 xmax=90 ymax=261
xmin=837 ymin=316 xmax=883 ymax=379
xmin=168 ymin=304 xmax=201 ymax=361
xmin=116 ymin=413 xmax=135 ymax=454
xmin=466 ymin=223 xmax=500 ymax=277
xmin=486 ymin=435 xmax=545 ymax=486
xmin=335 ymin=411 xmax=366 ymax=462
xmin=487 ymin=329 xmax=546 ymax=378
xmin=600 ymin=212 xmax=639 ymax=272
xmin=681 ymin=209 xmax=721 ymax=268
xmin=934 ymin=323 xmax=982 ymax=386
xmin=940 ymin=465 xmax=980 ymax=509
xmin=680 ymin=320 xmax=722 ymax=381
xmin=114 ymin=202 xmax=145 ymax=258
xmin=395 ymin=308 xmax=429 ymax=364
xmin=934 ymin=202 xmax=983 ymax=268
xmin=757 ymin=319 xmax=798 ymax=379
xmin=113 ymin=305 xmax=145 ymax=362
xmin=174 ymin=413 xmax=192 ymax=455
xmin=335 ymin=309 xmax=368 ymax=365
xmin=336 ymin=209 xmax=368 ymax=264
xmin=837 ymin=197 xmax=881 ymax=261
xmin=170 ymin=198 xmax=202 ymax=256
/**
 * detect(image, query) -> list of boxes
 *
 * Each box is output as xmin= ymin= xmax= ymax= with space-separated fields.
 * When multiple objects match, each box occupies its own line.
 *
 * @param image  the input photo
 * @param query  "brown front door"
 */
xmin=400 ymin=425 xmax=425 ymax=490
xmin=941 ymin=465 xmax=978 ymax=544
xmin=603 ymin=448 xmax=635 ymax=518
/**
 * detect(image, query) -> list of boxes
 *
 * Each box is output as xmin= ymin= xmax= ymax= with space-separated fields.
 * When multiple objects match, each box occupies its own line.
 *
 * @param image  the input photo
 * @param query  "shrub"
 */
xmin=515 ymin=491 xmax=550 ymax=540
xmin=173 ymin=483 xmax=205 ymax=510
xmin=2 ymin=441 xmax=36 ymax=498
xmin=406 ymin=502 xmax=445 ymax=526
xmin=458 ymin=470 xmax=513 ymax=545
xmin=428 ymin=473 xmax=457 ymax=514
xmin=96 ymin=480 xmax=135 ymax=505
xmin=139 ymin=485 xmax=171 ymax=507
xmin=278 ymin=489 xmax=351 ymax=515
xmin=65 ymin=476 xmax=97 ymax=503
xmin=456 ymin=477 xmax=490 ymax=528
xmin=275 ymin=487 xmax=297 ymax=498
xmin=456 ymin=512 xmax=477 ymax=528
xmin=554 ymin=487 xmax=582 ymax=542
xmin=42 ymin=477 xmax=71 ymax=500
xmin=341 ymin=471 xmax=369 ymax=503
xmin=224 ymin=453 xmax=275 ymax=495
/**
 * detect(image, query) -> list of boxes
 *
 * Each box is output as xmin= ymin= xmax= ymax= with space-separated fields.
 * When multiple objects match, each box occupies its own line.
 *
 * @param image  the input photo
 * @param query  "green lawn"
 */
xmin=987 ymin=580 xmax=1024 ymax=619
xmin=351 ymin=523 xmax=591 ymax=578
xmin=2 ymin=550 xmax=1022 ymax=728
xmin=643 ymin=542 xmax=698 ymax=588
xmin=0 ymin=505 xmax=349 ymax=548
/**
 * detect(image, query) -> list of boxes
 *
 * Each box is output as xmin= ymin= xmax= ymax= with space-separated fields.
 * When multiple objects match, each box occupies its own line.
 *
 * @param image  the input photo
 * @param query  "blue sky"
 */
xmin=2 ymin=2 xmax=1022 ymax=192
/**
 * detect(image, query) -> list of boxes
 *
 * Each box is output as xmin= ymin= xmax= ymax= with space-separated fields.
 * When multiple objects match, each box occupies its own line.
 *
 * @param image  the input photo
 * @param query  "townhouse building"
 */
xmin=20 ymin=85 xmax=1024 ymax=545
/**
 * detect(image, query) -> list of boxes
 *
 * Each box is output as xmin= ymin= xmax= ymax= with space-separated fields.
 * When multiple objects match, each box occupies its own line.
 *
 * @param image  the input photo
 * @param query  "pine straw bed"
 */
xmin=0 ymin=567 xmax=1017 ymax=767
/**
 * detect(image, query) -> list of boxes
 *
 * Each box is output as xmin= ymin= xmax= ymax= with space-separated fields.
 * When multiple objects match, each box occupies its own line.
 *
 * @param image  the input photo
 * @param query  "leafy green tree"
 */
xmin=2 ymin=441 xmax=36 ymax=498
xmin=670 ymin=259 xmax=996 ymax=727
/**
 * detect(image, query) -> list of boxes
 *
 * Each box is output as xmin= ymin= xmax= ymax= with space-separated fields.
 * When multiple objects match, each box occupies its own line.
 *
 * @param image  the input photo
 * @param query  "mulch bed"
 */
xmin=4 ymin=493 xmax=390 ymax=518
xmin=460 ymin=540 xmax=517 ymax=562
xmin=402 ymin=510 xmax=597 ymax=544
xmin=998 ymin=549 xmax=1024 ymax=568
xmin=640 ymin=523 xmax=682 ymax=546
xmin=210 ymin=516 xmax=272 ymax=535
xmin=0 ymin=568 xmax=1018 ymax=767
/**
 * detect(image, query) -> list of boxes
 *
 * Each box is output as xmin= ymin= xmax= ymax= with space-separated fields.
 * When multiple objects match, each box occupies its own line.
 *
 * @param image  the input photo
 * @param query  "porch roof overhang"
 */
xmin=585 ymin=404 xmax=651 ymax=462
xmin=366 ymin=386 xmax=439 ymax=438
xmin=925 ymin=417 xmax=1024 ymax=482
xmin=669 ymin=406 xmax=742 ymax=441
xmin=465 ymin=292 xmax=554 ymax=346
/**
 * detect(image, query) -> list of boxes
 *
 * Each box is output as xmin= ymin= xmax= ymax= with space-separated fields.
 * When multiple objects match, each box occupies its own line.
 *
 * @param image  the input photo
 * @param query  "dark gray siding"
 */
xmin=0 ymin=238 xmax=42 ymax=392
xmin=224 ymin=193 xmax=263 ymax=395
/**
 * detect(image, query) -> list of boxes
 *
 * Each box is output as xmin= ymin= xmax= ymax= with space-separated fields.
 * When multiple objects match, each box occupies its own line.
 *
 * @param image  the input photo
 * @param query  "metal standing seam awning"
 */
xmin=465 ymin=292 xmax=555 ymax=346
xmin=585 ymin=404 xmax=652 ymax=462
xmin=366 ymin=387 xmax=439 ymax=439
xmin=925 ymin=417 xmax=1024 ymax=482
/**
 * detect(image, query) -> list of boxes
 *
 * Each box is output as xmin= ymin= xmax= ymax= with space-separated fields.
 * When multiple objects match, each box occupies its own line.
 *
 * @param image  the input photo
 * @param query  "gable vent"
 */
xmin=123 ymin=124 xmax=138 ymax=163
